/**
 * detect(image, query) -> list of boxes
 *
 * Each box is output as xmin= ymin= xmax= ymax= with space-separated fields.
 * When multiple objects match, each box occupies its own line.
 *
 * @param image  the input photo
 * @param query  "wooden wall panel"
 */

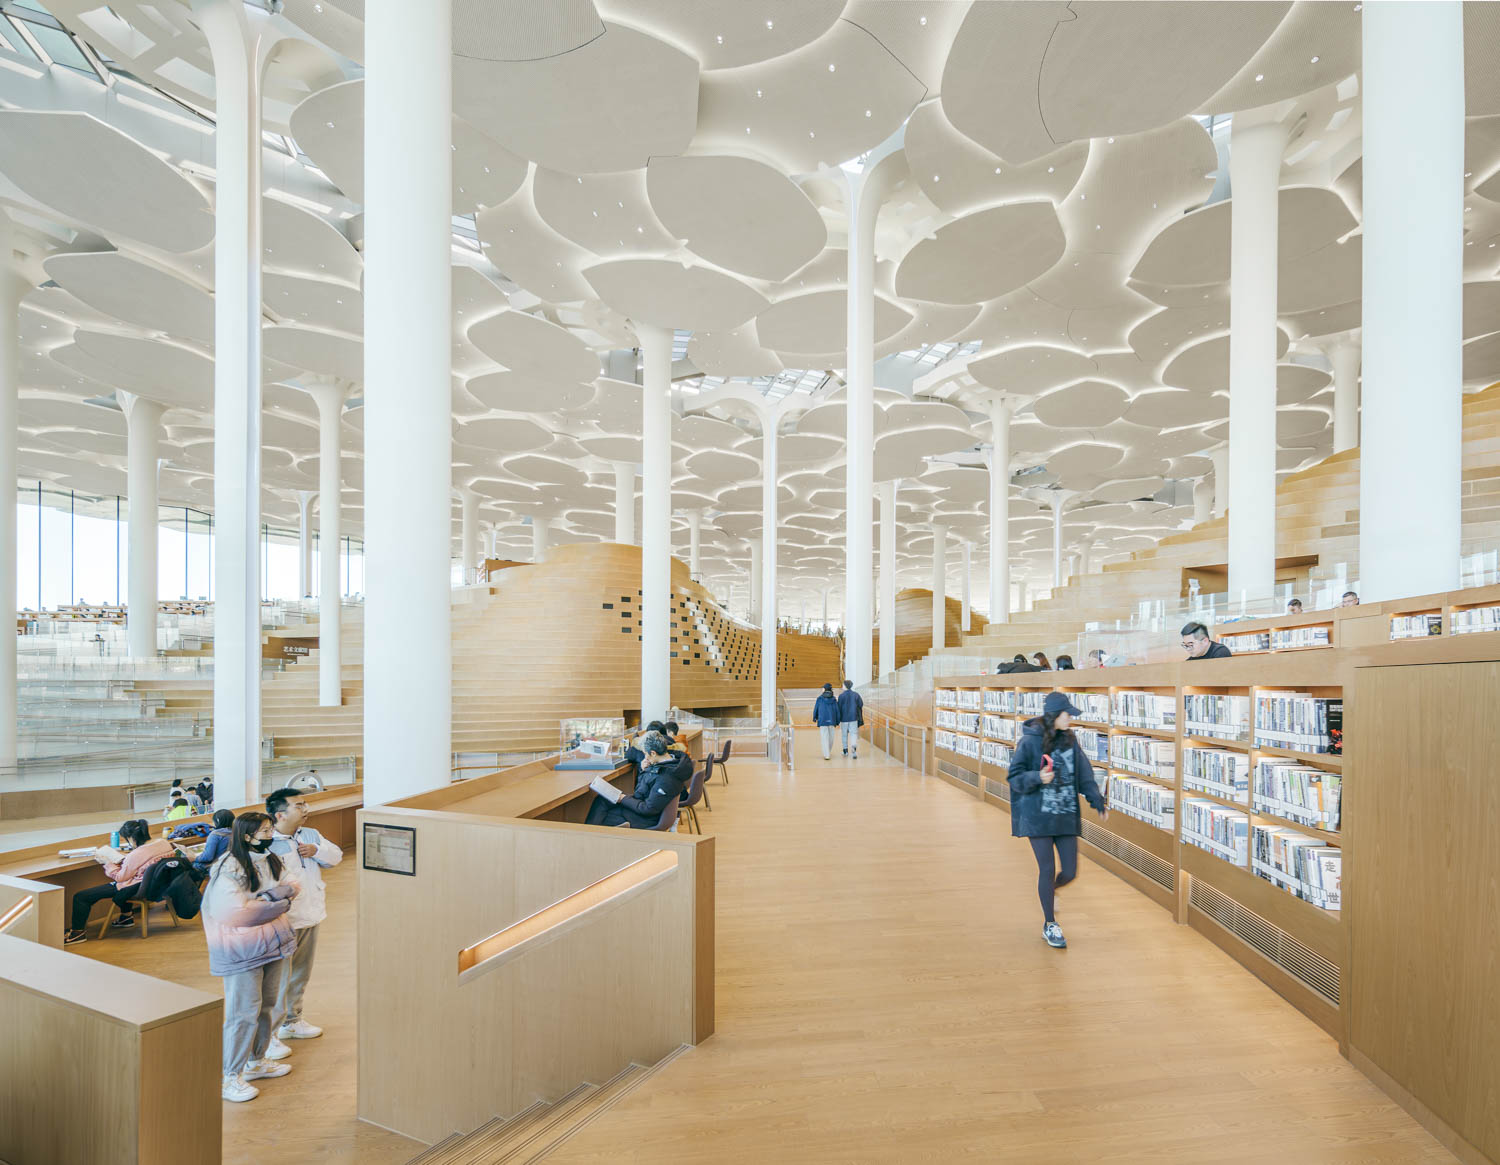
xmin=1348 ymin=661 xmax=1500 ymax=1165
xmin=0 ymin=873 xmax=64 ymax=947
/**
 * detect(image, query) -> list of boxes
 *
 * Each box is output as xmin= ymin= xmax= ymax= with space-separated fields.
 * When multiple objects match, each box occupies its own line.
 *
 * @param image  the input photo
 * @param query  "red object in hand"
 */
xmin=1041 ymin=754 xmax=1053 ymax=771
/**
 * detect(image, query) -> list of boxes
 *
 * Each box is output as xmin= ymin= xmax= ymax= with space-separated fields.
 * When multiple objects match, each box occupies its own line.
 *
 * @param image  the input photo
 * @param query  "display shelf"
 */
xmin=1108 ymin=723 xmax=1175 ymax=741
xmin=1183 ymin=787 xmax=1251 ymax=815
xmin=1179 ymin=842 xmax=1341 ymax=956
xmin=1389 ymin=611 xmax=1442 ymax=641
xmin=1181 ymin=828 xmax=1247 ymax=866
xmin=1182 ymin=734 xmax=1250 ymax=751
xmin=1449 ymin=602 xmax=1500 ymax=635
xmin=1250 ymin=808 xmax=1341 ymax=845
xmin=1250 ymin=743 xmax=1342 ymax=770
xmin=1109 ymin=766 xmax=1174 ymax=788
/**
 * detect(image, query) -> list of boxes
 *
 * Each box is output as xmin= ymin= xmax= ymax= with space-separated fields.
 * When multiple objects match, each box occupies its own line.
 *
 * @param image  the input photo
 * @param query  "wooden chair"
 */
xmin=97 ymin=894 xmax=180 ymax=940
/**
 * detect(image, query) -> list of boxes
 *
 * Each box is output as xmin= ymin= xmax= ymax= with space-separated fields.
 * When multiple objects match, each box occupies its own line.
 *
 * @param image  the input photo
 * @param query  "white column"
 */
xmin=748 ymin=541 xmax=762 ymax=625
xmin=844 ymin=172 xmax=879 ymax=689
xmin=531 ymin=518 xmax=550 ymax=562
xmin=1016 ymin=578 xmax=1028 ymax=613
xmin=1078 ymin=540 xmax=1092 ymax=578
xmin=306 ymin=382 xmax=344 ymax=707
xmin=878 ymin=479 xmax=897 ymax=679
xmin=987 ymin=400 xmax=1012 ymax=624
xmin=1209 ymin=444 xmax=1230 ymax=518
xmin=195 ymin=0 xmax=267 ymax=808
xmin=931 ymin=522 xmax=947 ymax=652
xmin=960 ymin=541 xmax=972 ymax=632
xmin=1050 ymin=493 xmax=1066 ymax=588
xmin=459 ymin=488 xmax=479 ymax=583
xmin=0 ymin=216 xmax=21 ymax=767
xmin=485 ymin=525 xmax=498 ymax=562
xmin=1361 ymin=3 xmax=1463 ymax=601
xmin=1227 ymin=113 xmax=1285 ymax=603
xmin=296 ymin=490 xmax=314 ymax=597
xmin=613 ymin=462 xmax=635 ymax=545
xmin=822 ymin=585 xmax=830 ymax=631
xmin=120 ymin=392 xmax=164 ymax=658
xmin=759 ymin=413 xmax=779 ymax=728
xmin=1329 ymin=338 xmax=1362 ymax=454
xmin=363 ymin=0 xmax=452 ymax=803
xmin=638 ymin=323 xmax=672 ymax=720
xmin=687 ymin=510 xmax=701 ymax=578
xmin=1193 ymin=477 xmax=1214 ymax=525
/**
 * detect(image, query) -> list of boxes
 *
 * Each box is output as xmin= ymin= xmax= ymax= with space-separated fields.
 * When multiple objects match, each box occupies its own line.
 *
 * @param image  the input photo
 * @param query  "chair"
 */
xmin=97 ymin=858 xmax=187 ymax=939
xmin=677 ymin=763 xmax=708 ymax=834
xmin=97 ymin=892 xmax=181 ymax=940
xmin=697 ymin=755 xmax=714 ymax=812
xmin=715 ymin=739 xmax=732 ymax=785
xmin=647 ymin=796 xmax=681 ymax=832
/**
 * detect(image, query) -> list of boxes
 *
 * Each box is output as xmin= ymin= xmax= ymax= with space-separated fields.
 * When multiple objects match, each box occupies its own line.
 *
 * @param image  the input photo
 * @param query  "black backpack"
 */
xmin=140 ymin=858 xmax=204 ymax=920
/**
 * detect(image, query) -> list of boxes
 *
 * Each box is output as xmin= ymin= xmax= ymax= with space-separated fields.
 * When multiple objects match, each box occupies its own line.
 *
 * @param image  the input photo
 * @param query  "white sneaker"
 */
xmin=263 ymin=1036 xmax=292 ymax=1060
xmin=222 ymin=1073 xmax=259 ymax=1102
xmin=277 ymin=1018 xmax=322 ymax=1039
xmin=243 ymin=1059 xmax=292 ymax=1081
xmin=1043 ymin=922 xmax=1067 ymax=949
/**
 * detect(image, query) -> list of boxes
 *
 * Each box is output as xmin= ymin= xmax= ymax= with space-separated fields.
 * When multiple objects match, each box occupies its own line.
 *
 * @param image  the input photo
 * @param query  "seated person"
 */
xmin=63 ymin=819 xmax=175 ymax=944
xmin=1287 ymin=598 xmax=1304 ymax=614
xmin=194 ymin=809 xmax=237 ymax=872
xmin=584 ymin=731 xmax=689 ymax=828
xmin=1340 ymin=590 xmax=1359 ymax=608
xmin=662 ymin=720 xmax=689 ymax=753
xmin=165 ymin=797 xmax=192 ymax=822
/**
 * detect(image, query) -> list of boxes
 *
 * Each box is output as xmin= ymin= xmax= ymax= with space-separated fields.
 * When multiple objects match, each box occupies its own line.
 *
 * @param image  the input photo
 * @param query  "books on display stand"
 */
xmin=1252 ymin=825 xmax=1342 ymax=910
xmin=1111 ymin=690 xmax=1176 ymax=731
xmin=1181 ymin=747 xmax=1250 ymax=803
xmin=1390 ymin=613 xmax=1442 ymax=640
xmin=1109 ymin=775 xmax=1175 ymax=831
xmin=1253 ymin=691 xmax=1341 ymax=755
xmin=1451 ymin=605 xmax=1500 ymax=635
xmin=1180 ymin=797 xmax=1250 ymax=865
xmin=1253 ymin=759 xmax=1341 ymax=831
xmin=1183 ymin=693 xmax=1249 ymax=741
xmin=1109 ymin=735 xmax=1175 ymax=781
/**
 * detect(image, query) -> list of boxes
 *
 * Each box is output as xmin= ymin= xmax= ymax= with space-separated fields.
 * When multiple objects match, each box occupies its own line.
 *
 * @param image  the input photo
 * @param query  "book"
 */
xmin=1109 ymin=735 xmax=1175 ymax=781
xmin=1452 ymin=604 xmax=1500 ymax=635
xmin=1180 ymin=798 xmax=1249 ymax=864
xmin=1183 ymin=693 xmax=1249 ymax=741
xmin=1181 ymin=747 xmax=1250 ymax=802
xmin=1390 ymin=613 xmax=1442 ymax=640
xmin=1111 ymin=690 xmax=1176 ymax=730
xmin=1253 ymin=691 xmax=1341 ymax=755
xmin=1253 ymin=759 xmax=1341 ymax=830
xmin=588 ymin=776 xmax=624 ymax=804
xmin=1108 ymin=775 xmax=1175 ymax=830
xmin=1252 ymin=825 xmax=1341 ymax=910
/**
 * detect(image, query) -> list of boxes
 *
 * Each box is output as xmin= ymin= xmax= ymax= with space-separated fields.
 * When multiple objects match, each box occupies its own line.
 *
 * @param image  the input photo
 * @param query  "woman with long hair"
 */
xmin=1007 ymin=692 xmax=1107 ymax=948
xmin=203 ymin=812 xmax=300 ymax=1103
xmin=1031 ymin=652 xmax=1051 ymax=670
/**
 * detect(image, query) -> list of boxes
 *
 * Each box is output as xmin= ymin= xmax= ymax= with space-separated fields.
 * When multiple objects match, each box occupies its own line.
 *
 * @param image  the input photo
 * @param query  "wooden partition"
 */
xmin=0 ymin=933 xmax=220 ymax=1165
xmin=356 ymin=805 xmax=713 ymax=1147
xmin=0 ymin=872 xmax=63 ymax=947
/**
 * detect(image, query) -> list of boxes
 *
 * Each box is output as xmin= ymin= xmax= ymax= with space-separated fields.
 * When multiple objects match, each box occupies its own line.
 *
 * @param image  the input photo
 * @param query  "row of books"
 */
xmin=1271 ymin=625 xmax=1331 ymax=650
xmin=1252 ymin=692 xmax=1341 ymax=755
xmin=981 ymin=740 xmax=1013 ymax=768
xmin=1112 ymin=690 xmax=1176 ymax=730
xmin=1252 ymin=825 xmax=1342 ymax=910
xmin=1017 ymin=690 xmax=1046 ymax=717
xmin=1064 ymin=691 xmax=1111 ymax=723
xmin=1181 ymin=747 xmax=1250 ymax=802
xmin=1182 ymin=693 xmax=1249 ymax=741
xmin=982 ymin=714 xmax=1017 ymax=742
xmin=1074 ymin=727 xmax=1109 ymax=766
xmin=1390 ymin=613 xmax=1442 ymax=639
xmin=1452 ymin=604 xmax=1500 ymax=635
xmin=956 ymin=711 xmax=981 ymax=735
xmin=936 ymin=709 xmax=957 ymax=730
xmin=1222 ymin=630 xmax=1270 ymax=653
xmin=953 ymin=734 xmax=980 ymax=760
xmin=936 ymin=729 xmax=956 ymax=753
xmin=956 ymin=689 xmax=982 ymax=710
xmin=1109 ymin=775 xmax=1175 ymax=831
xmin=983 ymin=689 xmax=1017 ymax=713
xmin=1252 ymin=759 xmax=1341 ymax=831
xmin=1180 ymin=798 xmax=1250 ymax=865
xmin=1109 ymin=735 xmax=1175 ymax=781
xmin=935 ymin=689 xmax=956 ymax=708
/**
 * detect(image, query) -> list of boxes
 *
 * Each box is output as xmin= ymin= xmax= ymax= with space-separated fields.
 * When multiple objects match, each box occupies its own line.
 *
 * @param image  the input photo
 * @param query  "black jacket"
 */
xmin=835 ymin=689 xmax=863 ymax=725
xmin=998 ymin=661 xmax=1042 ymax=673
xmin=609 ymin=758 xmax=690 ymax=828
xmin=1188 ymin=641 xmax=1233 ymax=660
xmin=1007 ymin=719 xmax=1105 ymax=838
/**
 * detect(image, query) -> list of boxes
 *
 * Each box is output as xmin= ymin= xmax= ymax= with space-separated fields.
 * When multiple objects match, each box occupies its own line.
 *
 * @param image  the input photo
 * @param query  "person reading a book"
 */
xmin=1007 ymin=693 xmax=1108 ymax=950
xmin=1181 ymin=621 xmax=1232 ymax=660
xmin=584 ymin=731 xmax=689 ymax=828
xmin=64 ymin=819 xmax=174 ymax=944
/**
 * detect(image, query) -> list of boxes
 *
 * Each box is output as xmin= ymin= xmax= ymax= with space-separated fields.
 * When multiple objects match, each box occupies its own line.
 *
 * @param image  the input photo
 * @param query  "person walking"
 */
xmin=812 ymin=683 xmax=840 ymax=760
xmin=835 ymin=679 xmax=864 ymax=758
xmin=267 ymin=787 xmax=344 ymax=1043
xmin=1007 ymin=692 xmax=1107 ymax=949
xmin=202 ymin=813 xmax=299 ymax=1103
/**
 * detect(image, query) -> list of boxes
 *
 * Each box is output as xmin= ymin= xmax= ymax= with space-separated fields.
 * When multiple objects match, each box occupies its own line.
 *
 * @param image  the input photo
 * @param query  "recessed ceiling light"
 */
xmin=828 ymin=63 xmax=836 ymax=72
xmin=919 ymin=15 xmax=928 ymax=25
xmin=1255 ymin=73 xmax=1264 ymax=82
xmin=756 ymin=89 xmax=762 ymax=98
xmin=325 ymin=121 xmax=334 ymax=129
xmin=1106 ymin=137 xmax=1114 ymax=144
xmin=865 ymin=109 xmax=872 ymax=118
xmin=716 ymin=34 xmax=723 ymax=44
xmin=1047 ymin=166 xmax=1054 ymax=173
xmin=932 ymin=174 xmax=940 ymax=182
xmin=745 ymin=127 xmax=751 ymax=134
xmin=766 ymin=19 xmax=774 ymax=29
xmin=809 ymin=131 xmax=815 ymax=139
xmin=1310 ymin=55 xmax=1320 ymax=63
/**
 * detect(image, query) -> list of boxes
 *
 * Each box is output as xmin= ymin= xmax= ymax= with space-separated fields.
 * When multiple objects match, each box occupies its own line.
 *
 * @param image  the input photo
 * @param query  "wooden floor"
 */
xmin=76 ymin=730 xmax=1453 ymax=1164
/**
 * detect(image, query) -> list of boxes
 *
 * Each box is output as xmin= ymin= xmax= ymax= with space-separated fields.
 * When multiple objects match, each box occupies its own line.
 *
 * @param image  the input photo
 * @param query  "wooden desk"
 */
xmin=0 ymin=933 xmax=221 ymax=1164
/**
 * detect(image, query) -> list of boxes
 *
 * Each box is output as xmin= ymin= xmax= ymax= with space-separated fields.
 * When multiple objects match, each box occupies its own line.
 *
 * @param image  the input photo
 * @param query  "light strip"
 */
xmin=456 ymin=849 xmax=679 ymax=985
xmin=0 ymin=895 xmax=35 ymax=934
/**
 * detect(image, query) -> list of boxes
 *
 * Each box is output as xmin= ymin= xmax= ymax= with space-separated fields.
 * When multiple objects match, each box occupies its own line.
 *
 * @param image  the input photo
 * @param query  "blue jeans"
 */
xmin=840 ymin=722 xmax=858 ymax=753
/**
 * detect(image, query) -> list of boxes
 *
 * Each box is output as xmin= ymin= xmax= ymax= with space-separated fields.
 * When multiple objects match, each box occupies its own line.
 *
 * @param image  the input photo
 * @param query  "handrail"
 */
xmin=456 ymin=849 xmax=679 ymax=985
xmin=0 ymin=895 xmax=36 ymax=934
xmin=864 ymin=707 xmax=929 ymax=775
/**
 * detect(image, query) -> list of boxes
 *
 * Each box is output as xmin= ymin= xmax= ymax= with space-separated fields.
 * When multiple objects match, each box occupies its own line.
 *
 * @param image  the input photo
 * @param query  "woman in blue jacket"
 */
xmin=812 ymin=683 xmax=840 ymax=760
xmin=1007 ymin=692 xmax=1107 ymax=949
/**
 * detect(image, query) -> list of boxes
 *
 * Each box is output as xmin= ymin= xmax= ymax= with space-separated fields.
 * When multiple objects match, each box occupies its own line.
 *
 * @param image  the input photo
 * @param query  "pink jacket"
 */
xmin=103 ymin=839 xmax=173 ymax=888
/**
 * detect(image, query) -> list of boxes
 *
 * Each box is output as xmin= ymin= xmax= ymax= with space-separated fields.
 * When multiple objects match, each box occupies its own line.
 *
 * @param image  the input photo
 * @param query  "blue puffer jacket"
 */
xmin=812 ymin=693 xmax=839 ymax=726
xmin=1007 ymin=719 xmax=1106 ymax=838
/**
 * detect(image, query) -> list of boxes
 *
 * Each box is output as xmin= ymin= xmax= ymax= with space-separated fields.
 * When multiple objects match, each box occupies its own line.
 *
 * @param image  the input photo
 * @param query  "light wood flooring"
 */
xmin=77 ymin=730 xmax=1453 ymax=1164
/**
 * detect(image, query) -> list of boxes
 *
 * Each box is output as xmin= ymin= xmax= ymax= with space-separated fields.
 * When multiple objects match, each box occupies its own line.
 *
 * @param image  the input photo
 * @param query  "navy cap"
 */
xmin=1044 ymin=691 xmax=1082 ymax=718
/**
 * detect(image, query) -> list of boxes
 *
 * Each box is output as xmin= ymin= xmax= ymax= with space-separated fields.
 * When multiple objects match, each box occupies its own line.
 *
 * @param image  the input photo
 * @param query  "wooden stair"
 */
xmin=404 ymin=1050 xmax=684 ymax=1164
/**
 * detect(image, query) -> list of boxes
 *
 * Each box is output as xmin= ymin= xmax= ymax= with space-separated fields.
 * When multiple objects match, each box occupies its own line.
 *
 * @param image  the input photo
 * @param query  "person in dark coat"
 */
xmin=1008 ymin=692 xmax=1108 ymax=949
xmin=812 ymin=683 xmax=840 ymax=760
xmin=1181 ymin=621 xmax=1232 ymax=660
xmin=835 ymin=680 xmax=864 ymax=759
xmin=585 ymin=731 xmax=688 ymax=828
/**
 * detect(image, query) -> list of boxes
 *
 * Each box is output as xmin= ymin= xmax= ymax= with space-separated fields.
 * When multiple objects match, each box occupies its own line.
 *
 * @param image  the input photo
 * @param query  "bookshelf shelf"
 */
xmin=1250 ymin=743 xmax=1343 ymax=771
xmin=1110 ymin=767 xmax=1174 ymax=788
xmin=1183 ymin=734 xmax=1250 ymax=751
xmin=1109 ymin=723 xmax=1174 ymax=740
xmin=1251 ymin=808 xmax=1341 ymax=845
xmin=1185 ymin=787 xmax=1251 ymax=814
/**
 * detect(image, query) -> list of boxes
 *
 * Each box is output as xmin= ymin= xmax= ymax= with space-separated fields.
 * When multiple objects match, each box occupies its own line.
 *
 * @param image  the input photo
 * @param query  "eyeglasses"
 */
xmin=1180 ymin=640 xmax=1197 ymax=651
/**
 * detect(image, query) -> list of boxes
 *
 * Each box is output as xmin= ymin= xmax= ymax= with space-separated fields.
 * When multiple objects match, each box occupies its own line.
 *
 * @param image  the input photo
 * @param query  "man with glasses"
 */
xmin=266 ymin=787 xmax=344 ymax=1045
xmin=1181 ymin=621 xmax=1232 ymax=660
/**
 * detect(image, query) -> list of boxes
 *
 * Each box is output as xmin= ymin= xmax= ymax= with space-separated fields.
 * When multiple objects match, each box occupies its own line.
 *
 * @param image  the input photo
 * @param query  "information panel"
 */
xmin=362 ymin=822 xmax=416 ymax=877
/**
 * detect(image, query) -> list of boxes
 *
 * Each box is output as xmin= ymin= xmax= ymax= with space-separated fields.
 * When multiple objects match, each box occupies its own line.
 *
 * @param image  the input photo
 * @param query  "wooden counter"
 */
xmin=0 ymin=933 xmax=221 ymax=1164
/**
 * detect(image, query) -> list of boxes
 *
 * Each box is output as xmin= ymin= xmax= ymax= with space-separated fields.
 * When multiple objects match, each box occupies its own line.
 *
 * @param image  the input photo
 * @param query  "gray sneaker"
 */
xmin=1043 ymin=922 xmax=1067 ymax=948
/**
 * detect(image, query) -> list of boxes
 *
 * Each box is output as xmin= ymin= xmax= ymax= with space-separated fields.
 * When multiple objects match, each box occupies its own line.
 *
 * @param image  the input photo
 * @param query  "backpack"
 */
xmin=140 ymin=857 xmax=204 ymax=920
xmin=167 ymin=822 xmax=211 ymax=841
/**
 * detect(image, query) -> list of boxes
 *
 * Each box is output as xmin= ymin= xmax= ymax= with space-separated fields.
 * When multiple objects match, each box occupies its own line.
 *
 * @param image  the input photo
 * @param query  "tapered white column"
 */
xmin=1362 ymin=3 xmax=1463 ymax=600
xmin=196 ymin=0 xmax=269 ymax=806
xmin=1209 ymin=444 xmax=1229 ymax=518
xmin=638 ymin=323 xmax=672 ymax=720
xmin=1328 ymin=338 xmax=1362 ymax=454
xmin=1193 ymin=477 xmax=1214 ymax=525
xmin=1078 ymin=540 xmax=1092 ymax=578
xmin=613 ymin=462 xmax=635 ymax=545
xmin=749 ymin=541 xmax=762 ymax=625
xmin=1016 ymin=578 xmax=1028 ymax=613
xmin=363 ymin=0 xmax=452 ymax=803
xmin=458 ymin=488 xmax=478 ymax=583
xmin=485 ymin=526 xmax=498 ymax=562
xmin=987 ymin=399 xmax=1013 ymax=624
xmin=296 ymin=491 xmax=314 ymax=597
xmin=0 ymin=216 xmax=21 ymax=766
xmin=687 ymin=510 xmax=701 ymax=578
xmin=531 ymin=518 xmax=550 ymax=562
xmin=120 ymin=392 xmax=164 ymax=658
xmin=759 ymin=417 xmax=779 ymax=727
xmin=960 ymin=541 xmax=972 ymax=632
xmin=878 ymin=479 xmax=897 ymax=679
xmin=931 ymin=522 xmax=947 ymax=652
xmin=1050 ymin=493 xmax=1066 ymax=588
xmin=822 ymin=585 xmax=830 ymax=632
xmin=306 ymin=382 xmax=344 ymax=707
xmin=1227 ymin=113 xmax=1286 ymax=603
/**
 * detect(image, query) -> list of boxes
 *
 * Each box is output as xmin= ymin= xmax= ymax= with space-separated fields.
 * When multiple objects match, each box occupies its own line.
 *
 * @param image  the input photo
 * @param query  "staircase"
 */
xmin=405 ymin=1050 xmax=686 ymax=1164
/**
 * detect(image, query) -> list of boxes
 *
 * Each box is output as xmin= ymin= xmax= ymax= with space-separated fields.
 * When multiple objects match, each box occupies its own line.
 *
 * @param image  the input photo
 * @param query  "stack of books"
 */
xmin=936 ymin=729 xmax=957 ymax=753
xmin=1390 ymin=613 xmax=1442 ymax=640
xmin=936 ymin=689 xmax=957 ymax=708
xmin=1451 ymin=605 xmax=1500 ymax=635
xmin=1181 ymin=747 xmax=1250 ymax=803
xmin=1252 ymin=826 xmax=1342 ymax=910
xmin=1111 ymin=690 xmax=1176 ymax=730
xmin=1180 ymin=798 xmax=1250 ymax=864
xmin=956 ymin=734 xmax=981 ymax=760
xmin=1253 ymin=759 xmax=1341 ymax=830
xmin=1183 ymin=693 xmax=1249 ymax=741
xmin=1222 ymin=630 xmax=1271 ymax=653
xmin=955 ymin=711 xmax=981 ymax=735
xmin=1109 ymin=775 xmax=1175 ymax=830
xmin=1253 ymin=691 xmax=1341 ymax=755
xmin=982 ymin=689 xmax=1008 ymax=712
xmin=1270 ymin=626 xmax=1331 ymax=650
xmin=1109 ymin=735 xmax=1175 ymax=781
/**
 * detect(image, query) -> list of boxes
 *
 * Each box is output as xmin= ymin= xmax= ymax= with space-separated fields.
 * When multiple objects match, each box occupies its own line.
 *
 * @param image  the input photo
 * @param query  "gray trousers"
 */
xmin=840 ymin=722 xmax=859 ymax=753
xmin=279 ymin=923 xmax=320 ymax=1024
xmin=819 ymin=724 xmax=836 ymax=759
xmin=222 ymin=957 xmax=288 ymax=1074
